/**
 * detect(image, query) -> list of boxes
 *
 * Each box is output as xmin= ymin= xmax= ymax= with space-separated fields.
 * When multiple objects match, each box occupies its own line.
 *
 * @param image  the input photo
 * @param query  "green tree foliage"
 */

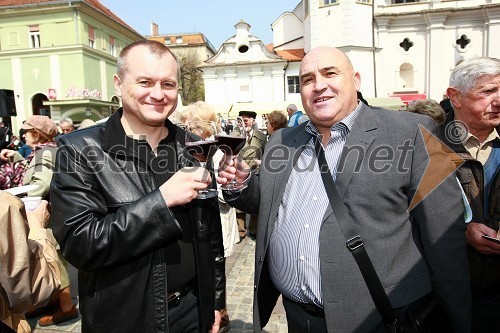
xmin=179 ymin=51 xmax=205 ymax=105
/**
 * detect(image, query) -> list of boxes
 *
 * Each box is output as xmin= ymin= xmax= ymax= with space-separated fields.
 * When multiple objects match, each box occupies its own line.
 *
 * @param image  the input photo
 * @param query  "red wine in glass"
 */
xmin=215 ymin=133 xmax=248 ymax=191
xmin=185 ymin=120 xmax=219 ymax=199
xmin=185 ymin=140 xmax=218 ymax=163
xmin=214 ymin=134 xmax=246 ymax=156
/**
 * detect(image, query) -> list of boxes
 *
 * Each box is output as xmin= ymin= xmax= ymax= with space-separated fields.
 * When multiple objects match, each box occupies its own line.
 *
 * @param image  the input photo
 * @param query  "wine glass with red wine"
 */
xmin=216 ymin=119 xmax=248 ymax=191
xmin=184 ymin=120 xmax=219 ymax=199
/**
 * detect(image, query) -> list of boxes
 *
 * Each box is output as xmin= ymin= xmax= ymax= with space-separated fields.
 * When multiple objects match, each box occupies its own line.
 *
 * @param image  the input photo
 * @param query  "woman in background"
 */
xmin=265 ymin=110 xmax=288 ymax=137
xmin=0 ymin=116 xmax=78 ymax=326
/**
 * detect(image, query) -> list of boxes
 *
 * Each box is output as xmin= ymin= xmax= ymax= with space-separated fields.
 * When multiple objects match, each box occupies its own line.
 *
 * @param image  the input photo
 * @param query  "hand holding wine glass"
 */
xmin=217 ymin=153 xmax=250 ymax=188
xmin=215 ymin=122 xmax=249 ymax=191
xmin=184 ymin=120 xmax=219 ymax=199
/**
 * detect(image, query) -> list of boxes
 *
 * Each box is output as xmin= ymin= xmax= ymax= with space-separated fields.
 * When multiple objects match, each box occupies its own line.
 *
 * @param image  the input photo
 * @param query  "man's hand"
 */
xmin=209 ymin=310 xmax=221 ymax=333
xmin=217 ymin=154 xmax=250 ymax=186
xmin=466 ymin=222 xmax=500 ymax=255
xmin=159 ymin=167 xmax=211 ymax=207
xmin=26 ymin=200 xmax=50 ymax=229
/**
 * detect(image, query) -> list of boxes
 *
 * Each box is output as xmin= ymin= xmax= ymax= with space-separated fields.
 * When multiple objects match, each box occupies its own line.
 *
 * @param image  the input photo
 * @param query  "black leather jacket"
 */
xmin=437 ymin=111 xmax=500 ymax=295
xmin=50 ymin=109 xmax=225 ymax=333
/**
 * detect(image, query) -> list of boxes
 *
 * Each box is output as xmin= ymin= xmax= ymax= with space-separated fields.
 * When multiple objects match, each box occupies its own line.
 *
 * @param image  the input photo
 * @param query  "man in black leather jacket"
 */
xmin=50 ymin=40 xmax=226 ymax=333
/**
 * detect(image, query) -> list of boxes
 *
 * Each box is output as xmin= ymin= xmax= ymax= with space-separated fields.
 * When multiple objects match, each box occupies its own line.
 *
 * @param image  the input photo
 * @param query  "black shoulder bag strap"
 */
xmin=314 ymin=139 xmax=396 ymax=326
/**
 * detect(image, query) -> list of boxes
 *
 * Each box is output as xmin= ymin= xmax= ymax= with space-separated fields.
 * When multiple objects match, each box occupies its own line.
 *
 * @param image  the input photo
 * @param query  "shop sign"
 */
xmin=66 ymin=86 xmax=102 ymax=99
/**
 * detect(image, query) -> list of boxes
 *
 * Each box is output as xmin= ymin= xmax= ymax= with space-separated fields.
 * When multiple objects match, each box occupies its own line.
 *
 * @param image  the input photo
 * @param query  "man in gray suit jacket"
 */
xmin=219 ymin=46 xmax=471 ymax=332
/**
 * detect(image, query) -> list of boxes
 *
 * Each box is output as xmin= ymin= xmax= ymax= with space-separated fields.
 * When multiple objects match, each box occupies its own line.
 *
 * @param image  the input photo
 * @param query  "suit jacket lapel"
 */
xmin=322 ymin=105 xmax=377 ymax=219
xmin=336 ymin=105 xmax=377 ymax=195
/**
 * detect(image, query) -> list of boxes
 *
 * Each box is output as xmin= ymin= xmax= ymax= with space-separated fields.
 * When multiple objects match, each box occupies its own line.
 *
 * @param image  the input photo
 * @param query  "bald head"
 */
xmin=300 ymin=47 xmax=355 ymax=77
xmin=298 ymin=46 xmax=360 ymax=135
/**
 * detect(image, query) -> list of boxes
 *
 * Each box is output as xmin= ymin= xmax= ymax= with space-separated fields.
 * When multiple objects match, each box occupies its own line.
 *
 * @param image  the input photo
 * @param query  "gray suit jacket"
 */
xmin=227 ymin=105 xmax=471 ymax=333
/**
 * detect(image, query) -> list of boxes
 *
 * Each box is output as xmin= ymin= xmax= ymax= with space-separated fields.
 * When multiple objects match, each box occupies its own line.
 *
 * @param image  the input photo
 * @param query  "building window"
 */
xmin=399 ymin=37 xmax=414 ymax=51
xmin=456 ymin=35 xmax=471 ymax=49
xmin=88 ymin=25 xmax=95 ymax=48
xmin=29 ymin=25 xmax=40 ymax=48
xmin=238 ymin=45 xmax=249 ymax=53
xmin=394 ymin=0 xmax=419 ymax=3
xmin=399 ymin=63 xmax=414 ymax=89
xmin=287 ymin=76 xmax=300 ymax=94
xmin=357 ymin=0 xmax=371 ymax=3
xmin=323 ymin=0 xmax=337 ymax=4
xmin=176 ymin=36 xmax=182 ymax=44
xmin=110 ymin=36 xmax=116 ymax=56
xmin=165 ymin=37 xmax=171 ymax=45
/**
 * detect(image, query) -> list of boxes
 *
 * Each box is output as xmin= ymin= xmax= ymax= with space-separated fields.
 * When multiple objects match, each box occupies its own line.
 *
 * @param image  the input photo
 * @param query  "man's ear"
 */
xmin=446 ymin=87 xmax=461 ymax=109
xmin=353 ymin=72 xmax=361 ymax=91
xmin=113 ymin=74 xmax=122 ymax=97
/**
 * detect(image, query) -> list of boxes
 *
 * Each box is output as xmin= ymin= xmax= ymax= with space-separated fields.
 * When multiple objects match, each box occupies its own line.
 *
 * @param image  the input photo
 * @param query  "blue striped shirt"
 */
xmin=268 ymin=104 xmax=361 ymax=307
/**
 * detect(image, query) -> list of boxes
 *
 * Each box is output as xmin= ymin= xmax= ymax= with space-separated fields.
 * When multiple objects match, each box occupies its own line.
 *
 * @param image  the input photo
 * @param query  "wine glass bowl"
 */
xmin=184 ymin=120 xmax=219 ymax=199
xmin=185 ymin=139 xmax=218 ymax=163
xmin=214 ymin=134 xmax=246 ymax=156
xmin=215 ymin=128 xmax=248 ymax=191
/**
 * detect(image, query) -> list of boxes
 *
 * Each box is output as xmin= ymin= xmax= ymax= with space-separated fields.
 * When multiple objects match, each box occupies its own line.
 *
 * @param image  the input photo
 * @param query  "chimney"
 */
xmin=151 ymin=22 xmax=159 ymax=36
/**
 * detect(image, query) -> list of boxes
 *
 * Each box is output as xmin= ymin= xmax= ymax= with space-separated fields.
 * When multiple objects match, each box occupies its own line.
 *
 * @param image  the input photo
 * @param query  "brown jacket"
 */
xmin=0 ymin=192 xmax=60 ymax=332
xmin=438 ymin=112 xmax=500 ymax=294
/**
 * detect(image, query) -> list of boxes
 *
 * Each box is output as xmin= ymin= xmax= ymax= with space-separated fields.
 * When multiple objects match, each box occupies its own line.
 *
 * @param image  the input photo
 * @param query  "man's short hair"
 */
xmin=449 ymin=57 xmax=500 ymax=94
xmin=59 ymin=117 xmax=74 ymax=126
xmin=117 ymin=40 xmax=180 ymax=81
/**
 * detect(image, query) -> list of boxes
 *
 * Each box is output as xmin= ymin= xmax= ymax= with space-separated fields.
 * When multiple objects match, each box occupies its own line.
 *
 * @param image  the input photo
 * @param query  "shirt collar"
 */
xmin=102 ymin=107 xmax=178 ymax=156
xmin=464 ymin=127 xmax=500 ymax=146
xmin=305 ymin=101 xmax=362 ymax=138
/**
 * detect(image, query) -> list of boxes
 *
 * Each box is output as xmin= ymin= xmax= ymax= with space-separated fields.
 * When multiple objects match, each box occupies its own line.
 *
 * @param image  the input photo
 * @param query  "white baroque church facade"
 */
xmin=201 ymin=0 xmax=500 ymax=115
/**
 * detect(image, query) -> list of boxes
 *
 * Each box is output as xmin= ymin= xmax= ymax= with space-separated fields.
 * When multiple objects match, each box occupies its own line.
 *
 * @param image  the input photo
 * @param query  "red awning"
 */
xmin=390 ymin=93 xmax=427 ymax=106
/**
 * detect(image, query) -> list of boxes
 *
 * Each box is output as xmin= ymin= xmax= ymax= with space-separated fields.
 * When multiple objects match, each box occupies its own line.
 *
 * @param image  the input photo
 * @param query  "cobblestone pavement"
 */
xmin=30 ymin=237 xmax=287 ymax=333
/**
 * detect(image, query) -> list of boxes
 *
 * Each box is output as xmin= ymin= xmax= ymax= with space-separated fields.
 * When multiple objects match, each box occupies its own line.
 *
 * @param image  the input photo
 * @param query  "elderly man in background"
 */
xmin=286 ymin=103 xmax=308 ymax=127
xmin=58 ymin=117 xmax=75 ymax=134
xmin=437 ymin=56 xmax=500 ymax=333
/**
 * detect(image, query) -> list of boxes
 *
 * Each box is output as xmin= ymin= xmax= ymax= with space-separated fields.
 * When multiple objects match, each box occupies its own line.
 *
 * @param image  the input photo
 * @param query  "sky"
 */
xmin=99 ymin=0 xmax=296 ymax=49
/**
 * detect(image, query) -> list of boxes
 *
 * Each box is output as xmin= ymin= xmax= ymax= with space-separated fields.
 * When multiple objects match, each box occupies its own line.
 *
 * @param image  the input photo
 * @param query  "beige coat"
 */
xmin=0 ymin=192 xmax=60 ymax=332
xmin=10 ymin=146 xmax=57 ymax=198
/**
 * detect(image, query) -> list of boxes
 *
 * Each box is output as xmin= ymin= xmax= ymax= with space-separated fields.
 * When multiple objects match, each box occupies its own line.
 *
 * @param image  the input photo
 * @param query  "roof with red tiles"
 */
xmin=1 ymin=0 xmax=136 ymax=33
xmin=275 ymin=48 xmax=304 ymax=61
xmin=265 ymin=44 xmax=304 ymax=61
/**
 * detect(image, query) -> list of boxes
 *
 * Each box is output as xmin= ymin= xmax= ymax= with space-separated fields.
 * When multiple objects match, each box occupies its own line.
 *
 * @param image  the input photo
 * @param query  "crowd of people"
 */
xmin=0 ymin=39 xmax=498 ymax=333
